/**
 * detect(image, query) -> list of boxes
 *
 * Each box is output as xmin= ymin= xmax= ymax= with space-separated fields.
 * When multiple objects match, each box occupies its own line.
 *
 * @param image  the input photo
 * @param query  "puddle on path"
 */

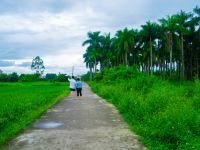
xmin=16 ymin=133 xmax=35 ymax=144
xmin=34 ymin=122 xmax=63 ymax=129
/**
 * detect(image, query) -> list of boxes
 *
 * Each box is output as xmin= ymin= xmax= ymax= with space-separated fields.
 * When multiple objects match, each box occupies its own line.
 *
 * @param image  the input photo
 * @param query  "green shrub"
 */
xmin=193 ymin=80 xmax=200 ymax=112
xmin=56 ymin=74 xmax=68 ymax=82
xmin=19 ymin=74 xmax=40 ymax=82
xmin=46 ymin=73 xmax=57 ymax=80
xmin=81 ymin=72 xmax=92 ymax=81
xmin=0 ymin=74 xmax=8 ymax=82
xmin=0 ymin=73 xmax=19 ymax=82
xmin=7 ymin=73 xmax=19 ymax=82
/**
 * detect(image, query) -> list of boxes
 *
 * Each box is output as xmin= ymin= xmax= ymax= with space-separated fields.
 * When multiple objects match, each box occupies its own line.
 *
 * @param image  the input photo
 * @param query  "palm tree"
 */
xmin=192 ymin=6 xmax=200 ymax=78
xmin=83 ymin=52 xmax=94 ymax=80
xmin=100 ymin=33 xmax=114 ymax=68
xmin=82 ymin=6 xmax=200 ymax=80
xmin=174 ymin=11 xmax=192 ymax=79
xmin=129 ymin=29 xmax=139 ymax=65
xmin=140 ymin=21 xmax=159 ymax=75
xmin=160 ymin=15 xmax=180 ymax=79
xmin=82 ymin=32 xmax=103 ymax=72
xmin=115 ymin=28 xmax=135 ymax=66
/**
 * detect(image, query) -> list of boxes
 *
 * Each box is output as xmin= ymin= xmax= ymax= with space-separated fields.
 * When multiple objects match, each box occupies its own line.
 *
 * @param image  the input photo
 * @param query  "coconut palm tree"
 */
xmin=173 ymin=11 xmax=192 ymax=79
xmin=82 ymin=6 xmax=200 ymax=80
xmin=83 ymin=51 xmax=94 ymax=80
xmin=99 ymin=33 xmax=114 ymax=68
xmin=82 ymin=32 xmax=103 ymax=72
xmin=192 ymin=6 xmax=200 ymax=78
xmin=140 ymin=21 xmax=159 ymax=75
xmin=115 ymin=28 xmax=135 ymax=66
xmin=159 ymin=15 xmax=180 ymax=79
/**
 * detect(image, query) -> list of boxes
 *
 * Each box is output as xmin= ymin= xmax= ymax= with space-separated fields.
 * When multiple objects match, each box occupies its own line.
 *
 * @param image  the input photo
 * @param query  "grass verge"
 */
xmin=89 ymin=66 xmax=200 ymax=149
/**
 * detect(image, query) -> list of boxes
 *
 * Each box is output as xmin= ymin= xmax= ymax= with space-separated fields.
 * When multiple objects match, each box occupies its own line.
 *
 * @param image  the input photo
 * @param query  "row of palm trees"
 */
xmin=83 ymin=6 xmax=200 ymax=80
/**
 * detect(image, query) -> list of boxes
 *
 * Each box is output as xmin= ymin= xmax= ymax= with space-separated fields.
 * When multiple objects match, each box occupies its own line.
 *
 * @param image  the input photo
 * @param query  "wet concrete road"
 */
xmin=2 ymin=83 xmax=146 ymax=150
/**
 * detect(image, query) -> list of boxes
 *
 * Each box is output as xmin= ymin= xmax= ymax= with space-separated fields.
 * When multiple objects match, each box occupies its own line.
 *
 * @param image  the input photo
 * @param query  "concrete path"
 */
xmin=3 ymin=83 xmax=146 ymax=150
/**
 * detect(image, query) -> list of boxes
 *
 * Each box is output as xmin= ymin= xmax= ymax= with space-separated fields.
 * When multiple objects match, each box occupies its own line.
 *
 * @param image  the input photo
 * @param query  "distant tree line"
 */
xmin=0 ymin=56 xmax=68 ymax=82
xmin=0 ymin=73 xmax=68 ymax=82
xmin=45 ymin=73 xmax=68 ymax=82
xmin=83 ymin=6 xmax=200 ymax=80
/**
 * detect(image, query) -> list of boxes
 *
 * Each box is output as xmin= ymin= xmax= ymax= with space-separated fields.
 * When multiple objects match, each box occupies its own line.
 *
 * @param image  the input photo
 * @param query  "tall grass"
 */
xmin=89 ymin=66 xmax=200 ymax=149
xmin=0 ymin=82 xmax=69 ymax=145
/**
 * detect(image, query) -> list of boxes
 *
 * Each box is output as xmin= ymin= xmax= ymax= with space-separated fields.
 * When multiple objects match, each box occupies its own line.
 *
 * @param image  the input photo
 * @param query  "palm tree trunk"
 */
xmin=125 ymin=51 xmax=128 ymax=67
xmin=150 ymin=36 xmax=153 ymax=75
xmin=148 ymin=57 xmax=150 ymax=75
xmin=170 ymin=43 xmax=173 ymax=79
xmin=197 ymin=58 xmax=199 ymax=79
xmin=89 ymin=67 xmax=92 ymax=81
xmin=181 ymin=34 xmax=185 ymax=80
xmin=142 ymin=63 xmax=144 ymax=72
xmin=94 ymin=57 xmax=97 ymax=72
xmin=163 ymin=55 xmax=165 ymax=80
xmin=134 ymin=52 xmax=136 ymax=64
xmin=121 ymin=54 xmax=124 ymax=65
xmin=166 ymin=60 xmax=168 ymax=78
xmin=190 ymin=48 xmax=193 ymax=79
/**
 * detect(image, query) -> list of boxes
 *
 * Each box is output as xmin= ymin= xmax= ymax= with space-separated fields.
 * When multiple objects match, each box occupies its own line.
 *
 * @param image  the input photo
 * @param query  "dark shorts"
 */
xmin=70 ymin=88 xmax=75 ymax=91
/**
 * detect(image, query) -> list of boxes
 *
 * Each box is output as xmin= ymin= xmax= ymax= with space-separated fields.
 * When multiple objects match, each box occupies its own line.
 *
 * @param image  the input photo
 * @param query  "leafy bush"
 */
xmin=8 ymin=73 xmax=19 ymax=82
xmin=19 ymin=74 xmax=40 ymax=82
xmin=56 ymin=74 xmax=68 ymax=82
xmin=0 ymin=73 xmax=19 ymax=82
xmin=46 ymin=73 xmax=57 ymax=80
xmin=81 ymin=72 xmax=92 ymax=81
xmin=93 ymin=65 xmax=139 ymax=82
xmin=193 ymin=80 xmax=200 ymax=112
xmin=0 ymin=74 xmax=9 ymax=82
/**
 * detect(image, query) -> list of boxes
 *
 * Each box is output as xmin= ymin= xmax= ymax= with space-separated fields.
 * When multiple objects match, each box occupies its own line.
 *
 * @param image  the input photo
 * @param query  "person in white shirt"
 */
xmin=68 ymin=76 xmax=76 ymax=95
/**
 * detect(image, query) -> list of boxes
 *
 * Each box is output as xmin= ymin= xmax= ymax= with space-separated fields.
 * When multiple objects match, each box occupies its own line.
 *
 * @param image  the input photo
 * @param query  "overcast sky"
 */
xmin=0 ymin=0 xmax=199 ymax=75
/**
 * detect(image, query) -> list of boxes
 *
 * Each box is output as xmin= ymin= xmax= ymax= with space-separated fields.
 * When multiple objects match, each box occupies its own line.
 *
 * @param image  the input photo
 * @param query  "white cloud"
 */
xmin=0 ymin=4 xmax=114 ymax=74
xmin=0 ymin=66 xmax=32 ymax=74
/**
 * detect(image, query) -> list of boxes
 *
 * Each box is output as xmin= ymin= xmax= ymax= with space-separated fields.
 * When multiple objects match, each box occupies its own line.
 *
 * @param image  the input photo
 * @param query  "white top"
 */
xmin=68 ymin=78 xmax=76 ymax=89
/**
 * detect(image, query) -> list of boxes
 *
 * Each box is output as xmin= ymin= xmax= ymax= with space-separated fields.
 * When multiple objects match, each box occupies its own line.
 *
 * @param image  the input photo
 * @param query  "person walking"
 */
xmin=68 ymin=76 xmax=76 ymax=96
xmin=75 ymin=78 xmax=82 ymax=96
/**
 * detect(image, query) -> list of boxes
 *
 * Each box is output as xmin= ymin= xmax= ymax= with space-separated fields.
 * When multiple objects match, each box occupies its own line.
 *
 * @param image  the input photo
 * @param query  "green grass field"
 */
xmin=0 ymin=82 xmax=69 ymax=145
xmin=89 ymin=67 xmax=200 ymax=150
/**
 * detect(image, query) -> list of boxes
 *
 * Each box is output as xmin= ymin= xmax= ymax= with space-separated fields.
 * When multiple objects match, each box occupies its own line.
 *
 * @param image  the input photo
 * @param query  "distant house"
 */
xmin=0 ymin=69 xmax=3 ymax=74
